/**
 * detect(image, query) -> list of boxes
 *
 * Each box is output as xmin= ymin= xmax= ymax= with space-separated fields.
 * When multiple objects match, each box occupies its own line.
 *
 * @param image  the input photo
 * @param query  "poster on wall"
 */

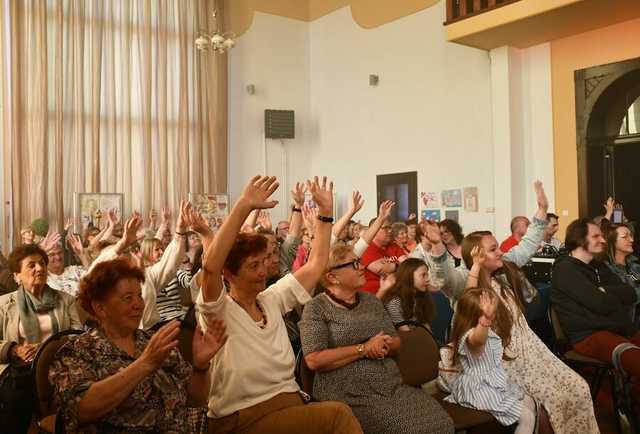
xmin=463 ymin=187 xmax=479 ymax=212
xmin=421 ymin=209 xmax=441 ymax=222
xmin=445 ymin=210 xmax=460 ymax=222
xmin=441 ymin=189 xmax=463 ymax=208
xmin=75 ymin=193 xmax=124 ymax=230
xmin=420 ymin=191 xmax=439 ymax=209
xmin=189 ymin=193 xmax=229 ymax=231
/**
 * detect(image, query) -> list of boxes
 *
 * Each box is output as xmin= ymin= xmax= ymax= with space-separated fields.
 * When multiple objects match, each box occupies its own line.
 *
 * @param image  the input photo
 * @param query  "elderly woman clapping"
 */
xmin=49 ymin=257 xmax=226 ymax=434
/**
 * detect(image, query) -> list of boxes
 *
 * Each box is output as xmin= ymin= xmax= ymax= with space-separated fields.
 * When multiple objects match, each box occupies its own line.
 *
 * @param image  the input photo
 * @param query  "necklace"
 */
xmin=231 ymin=296 xmax=268 ymax=329
xmin=325 ymin=290 xmax=360 ymax=310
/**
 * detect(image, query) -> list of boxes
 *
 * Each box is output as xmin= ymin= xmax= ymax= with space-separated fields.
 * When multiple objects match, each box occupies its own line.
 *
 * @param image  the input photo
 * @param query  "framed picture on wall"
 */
xmin=189 ymin=193 xmax=230 ymax=231
xmin=74 ymin=193 xmax=124 ymax=231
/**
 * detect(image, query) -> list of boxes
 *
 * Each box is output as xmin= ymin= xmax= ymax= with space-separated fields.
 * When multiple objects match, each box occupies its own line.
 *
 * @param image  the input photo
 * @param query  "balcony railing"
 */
xmin=445 ymin=0 xmax=522 ymax=24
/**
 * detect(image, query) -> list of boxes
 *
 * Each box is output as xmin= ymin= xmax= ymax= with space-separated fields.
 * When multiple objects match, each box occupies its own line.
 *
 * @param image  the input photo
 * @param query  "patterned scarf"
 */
xmin=17 ymin=285 xmax=60 ymax=343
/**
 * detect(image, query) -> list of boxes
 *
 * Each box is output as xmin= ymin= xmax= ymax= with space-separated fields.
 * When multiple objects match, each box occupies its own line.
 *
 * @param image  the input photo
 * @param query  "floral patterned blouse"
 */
xmin=49 ymin=328 xmax=192 ymax=434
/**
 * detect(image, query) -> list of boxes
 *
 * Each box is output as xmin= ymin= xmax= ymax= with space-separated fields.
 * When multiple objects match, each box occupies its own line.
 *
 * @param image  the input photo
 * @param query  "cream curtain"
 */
xmin=0 ymin=0 xmax=227 ymax=248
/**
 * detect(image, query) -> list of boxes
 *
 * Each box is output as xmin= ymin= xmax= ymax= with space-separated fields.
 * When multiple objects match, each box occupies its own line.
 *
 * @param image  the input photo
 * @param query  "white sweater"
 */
xmin=196 ymin=273 xmax=311 ymax=418
xmin=90 ymin=237 xmax=185 ymax=329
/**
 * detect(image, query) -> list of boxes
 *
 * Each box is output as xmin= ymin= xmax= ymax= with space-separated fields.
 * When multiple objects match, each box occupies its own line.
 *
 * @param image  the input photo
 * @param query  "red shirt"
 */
xmin=360 ymin=243 xmax=403 ymax=294
xmin=500 ymin=235 xmax=519 ymax=253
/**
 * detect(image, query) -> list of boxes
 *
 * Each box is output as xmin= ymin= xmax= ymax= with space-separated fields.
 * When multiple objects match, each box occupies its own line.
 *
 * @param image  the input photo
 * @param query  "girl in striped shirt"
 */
xmin=445 ymin=288 xmax=537 ymax=434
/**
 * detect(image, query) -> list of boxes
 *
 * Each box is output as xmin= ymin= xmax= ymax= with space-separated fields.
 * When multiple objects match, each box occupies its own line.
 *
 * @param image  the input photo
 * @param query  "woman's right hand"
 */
xmin=238 ymin=176 xmax=280 ymax=211
xmin=364 ymin=332 xmax=390 ymax=359
xmin=470 ymin=245 xmax=486 ymax=268
xmin=139 ymin=320 xmax=181 ymax=372
xmin=479 ymin=290 xmax=498 ymax=320
xmin=11 ymin=343 xmax=38 ymax=363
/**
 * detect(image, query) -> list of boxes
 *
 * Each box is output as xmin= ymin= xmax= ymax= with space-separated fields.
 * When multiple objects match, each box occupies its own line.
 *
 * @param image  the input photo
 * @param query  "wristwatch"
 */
xmin=356 ymin=344 xmax=365 ymax=358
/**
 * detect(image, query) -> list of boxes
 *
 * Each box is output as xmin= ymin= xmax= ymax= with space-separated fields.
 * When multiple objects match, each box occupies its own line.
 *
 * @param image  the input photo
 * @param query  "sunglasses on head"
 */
xmin=331 ymin=259 xmax=361 ymax=271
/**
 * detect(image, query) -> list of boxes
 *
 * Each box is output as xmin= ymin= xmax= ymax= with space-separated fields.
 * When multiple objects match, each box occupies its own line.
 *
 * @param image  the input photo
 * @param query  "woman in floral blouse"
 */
xmin=49 ymin=240 xmax=226 ymax=434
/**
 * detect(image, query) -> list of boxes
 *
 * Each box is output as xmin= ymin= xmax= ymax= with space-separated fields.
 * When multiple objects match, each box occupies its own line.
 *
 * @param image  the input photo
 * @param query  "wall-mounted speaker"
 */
xmin=265 ymin=109 xmax=295 ymax=139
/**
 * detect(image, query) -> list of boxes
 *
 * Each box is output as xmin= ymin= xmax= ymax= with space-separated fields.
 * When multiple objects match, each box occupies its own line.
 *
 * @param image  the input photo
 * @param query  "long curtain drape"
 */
xmin=0 ymin=0 xmax=227 ymax=248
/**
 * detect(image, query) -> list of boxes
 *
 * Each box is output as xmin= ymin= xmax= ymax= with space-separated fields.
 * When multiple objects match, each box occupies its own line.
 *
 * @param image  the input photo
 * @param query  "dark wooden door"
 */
xmin=376 ymin=171 xmax=417 ymax=222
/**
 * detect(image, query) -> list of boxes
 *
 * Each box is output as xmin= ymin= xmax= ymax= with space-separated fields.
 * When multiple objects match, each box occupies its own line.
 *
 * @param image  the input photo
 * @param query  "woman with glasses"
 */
xmin=299 ymin=244 xmax=454 ymax=434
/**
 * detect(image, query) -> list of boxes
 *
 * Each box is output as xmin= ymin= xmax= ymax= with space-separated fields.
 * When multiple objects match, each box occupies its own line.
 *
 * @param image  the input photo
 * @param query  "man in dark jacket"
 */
xmin=552 ymin=218 xmax=640 ymax=377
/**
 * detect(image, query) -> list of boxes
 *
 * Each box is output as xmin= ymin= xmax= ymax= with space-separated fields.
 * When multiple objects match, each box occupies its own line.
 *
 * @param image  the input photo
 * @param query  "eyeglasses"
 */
xmin=331 ymin=259 xmax=361 ymax=271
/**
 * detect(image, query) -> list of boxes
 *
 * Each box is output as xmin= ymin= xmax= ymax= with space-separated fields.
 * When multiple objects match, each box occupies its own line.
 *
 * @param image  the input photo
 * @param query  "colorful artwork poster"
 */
xmin=463 ymin=187 xmax=479 ymax=212
xmin=189 ymin=193 xmax=229 ymax=231
xmin=421 ymin=209 xmax=441 ymax=222
xmin=445 ymin=210 xmax=459 ymax=222
xmin=75 ymin=193 xmax=124 ymax=230
xmin=441 ymin=189 xmax=463 ymax=208
xmin=420 ymin=191 xmax=439 ymax=209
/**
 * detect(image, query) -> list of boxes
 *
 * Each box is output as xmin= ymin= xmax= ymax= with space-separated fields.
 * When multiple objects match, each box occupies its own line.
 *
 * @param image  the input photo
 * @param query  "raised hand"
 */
xmin=290 ymin=182 xmax=307 ymax=209
xmin=533 ymin=180 xmax=549 ymax=213
xmin=148 ymin=209 xmax=158 ymax=229
xmin=302 ymin=203 xmax=318 ymax=234
xmin=192 ymin=319 xmax=227 ymax=370
xmin=307 ymin=176 xmax=334 ymax=217
xmin=257 ymin=211 xmax=273 ymax=231
xmin=423 ymin=220 xmax=442 ymax=245
xmin=378 ymin=200 xmax=395 ymax=221
xmin=107 ymin=208 xmax=119 ymax=226
xmin=175 ymin=201 xmax=190 ymax=234
xmin=408 ymin=212 xmax=417 ymax=221
xmin=238 ymin=175 xmax=280 ymax=210
xmin=603 ymin=197 xmax=615 ymax=220
xmin=39 ymin=231 xmax=62 ymax=253
xmin=139 ymin=320 xmax=181 ymax=371
xmin=64 ymin=218 xmax=74 ymax=232
xmin=479 ymin=290 xmax=498 ymax=321
xmin=349 ymin=191 xmax=364 ymax=214
xmin=121 ymin=212 xmax=144 ymax=246
xmin=470 ymin=245 xmax=486 ymax=268
xmin=161 ymin=207 xmax=171 ymax=224
xmin=185 ymin=206 xmax=211 ymax=236
xmin=66 ymin=232 xmax=84 ymax=256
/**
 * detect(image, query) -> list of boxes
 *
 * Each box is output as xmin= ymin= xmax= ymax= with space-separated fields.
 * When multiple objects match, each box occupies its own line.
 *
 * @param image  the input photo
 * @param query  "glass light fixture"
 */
xmin=195 ymin=9 xmax=235 ymax=54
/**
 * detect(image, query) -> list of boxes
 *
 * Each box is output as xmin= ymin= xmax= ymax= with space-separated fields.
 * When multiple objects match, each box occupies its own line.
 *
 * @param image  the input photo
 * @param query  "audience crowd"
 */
xmin=0 ymin=173 xmax=638 ymax=434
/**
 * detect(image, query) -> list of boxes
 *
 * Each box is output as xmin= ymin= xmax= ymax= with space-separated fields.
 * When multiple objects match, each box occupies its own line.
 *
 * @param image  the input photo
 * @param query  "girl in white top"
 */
xmin=193 ymin=175 xmax=362 ymax=434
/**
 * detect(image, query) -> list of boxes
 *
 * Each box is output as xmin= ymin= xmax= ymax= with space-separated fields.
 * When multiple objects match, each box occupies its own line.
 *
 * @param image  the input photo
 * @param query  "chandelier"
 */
xmin=195 ymin=9 xmax=235 ymax=53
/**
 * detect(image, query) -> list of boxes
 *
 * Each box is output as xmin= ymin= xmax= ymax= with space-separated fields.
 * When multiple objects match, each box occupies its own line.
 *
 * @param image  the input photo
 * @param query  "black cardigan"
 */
xmin=551 ymin=254 xmax=637 ymax=344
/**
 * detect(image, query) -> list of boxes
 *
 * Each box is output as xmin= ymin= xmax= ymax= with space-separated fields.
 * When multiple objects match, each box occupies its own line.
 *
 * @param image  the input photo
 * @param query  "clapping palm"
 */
xmin=192 ymin=319 xmax=227 ymax=369
xmin=291 ymin=182 xmax=307 ymax=208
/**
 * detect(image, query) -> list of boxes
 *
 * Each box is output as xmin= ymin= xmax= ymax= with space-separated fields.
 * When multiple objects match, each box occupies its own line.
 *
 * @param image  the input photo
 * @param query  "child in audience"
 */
xmin=380 ymin=258 xmax=438 ymax=331
xmin=446 ymin=288 xmax=537 ymax=434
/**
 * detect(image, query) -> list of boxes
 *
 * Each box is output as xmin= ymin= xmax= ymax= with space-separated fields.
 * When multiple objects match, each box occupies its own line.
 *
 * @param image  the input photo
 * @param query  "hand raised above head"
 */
xmin=378 ymin=200 xmax=395 ymax=221
xmin=122 ymin=212 xmax=144 ymax=245
xmin=479 ymin=290 xmax=498 ymax=321
xmin=470 ymin=245 xmax=486 ymax=268
xmin=350 ymin=191 xmax=364 ymax=214
xmin=306 ymin=176 xmax=334 ymax=217
xmin=290 ymin=182 xmax=307 ymax=208
xmin=238 ymin=176 xmax=280 ymax=210
xmin=533 ymin=180 xmax=549 ymax=212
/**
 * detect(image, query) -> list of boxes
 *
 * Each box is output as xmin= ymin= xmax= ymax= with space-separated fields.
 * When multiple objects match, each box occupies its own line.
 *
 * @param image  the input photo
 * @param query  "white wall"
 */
xmin=490 ymin=43 xmax=555 ymax=240
xmin=308 ymin=3 xmax=496 ymax=233
xmin=228 ymin=4 xmax=555 ymax=237
xmin=228 ymin=13 xmax=311 ymax=223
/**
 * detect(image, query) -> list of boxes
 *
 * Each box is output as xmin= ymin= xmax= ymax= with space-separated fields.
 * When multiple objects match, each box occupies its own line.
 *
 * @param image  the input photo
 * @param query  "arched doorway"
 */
xmin=575 ymin=58 xmax=640 ymax=222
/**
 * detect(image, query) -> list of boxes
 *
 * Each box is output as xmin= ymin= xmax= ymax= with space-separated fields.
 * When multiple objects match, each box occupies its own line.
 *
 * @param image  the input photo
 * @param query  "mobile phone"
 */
xmin=612 ymin=209 xmax=623 ymax=224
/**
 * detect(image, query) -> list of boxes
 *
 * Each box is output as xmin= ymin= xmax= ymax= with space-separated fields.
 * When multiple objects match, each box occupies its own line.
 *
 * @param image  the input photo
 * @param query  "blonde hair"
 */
xmin=140 ymin=238 xmax=162 ymax=267
xmin=321 ymin=244 xmax=355 ymax=287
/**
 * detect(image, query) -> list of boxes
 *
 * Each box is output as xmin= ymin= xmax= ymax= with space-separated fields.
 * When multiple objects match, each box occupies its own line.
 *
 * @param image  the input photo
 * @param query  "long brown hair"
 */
xmin=461 ymin=231 xmax=526 ymax=313
xmin=449 ymin=287 xmax=514 ymax=365
xmin=380 ymin=258 xmax=436 ymax=326
xmin=605 ymin=223 xmax=632 ymax=264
